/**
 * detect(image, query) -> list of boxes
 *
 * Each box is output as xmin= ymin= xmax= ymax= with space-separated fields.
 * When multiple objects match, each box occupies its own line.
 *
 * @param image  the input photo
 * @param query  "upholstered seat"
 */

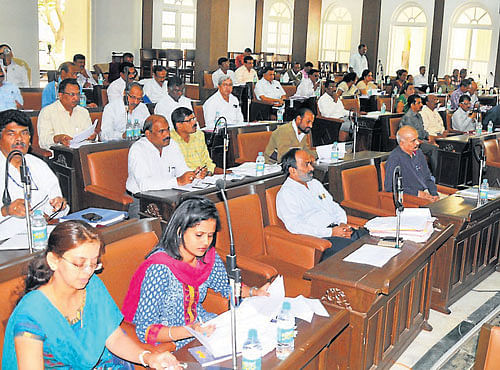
xmin=29 ymin=115 xmax=52 ymax=158
xmin=193 ymin=104 xmax=206 ymax=129
xmin=484 ymin=139 xmax=500 ymax=167
xmin=235 ymin=131 xmax=273 ymax=163
xmin=475 ymin=324 xmax=500 ymax=370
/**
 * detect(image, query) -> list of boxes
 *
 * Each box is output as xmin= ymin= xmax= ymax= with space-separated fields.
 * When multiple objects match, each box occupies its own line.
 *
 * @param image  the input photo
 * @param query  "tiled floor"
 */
xmin=390 ymin=271 xmax=500 ymax=370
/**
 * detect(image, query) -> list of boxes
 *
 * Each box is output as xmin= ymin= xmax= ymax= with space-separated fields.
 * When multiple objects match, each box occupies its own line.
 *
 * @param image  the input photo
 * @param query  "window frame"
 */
xmin=161 ymin=0 xmax=197 ymax=49
xmin=319 ymin=3 xmax=353 ymax=63
xmin=262 ymin=0 xmax=293 ymax=55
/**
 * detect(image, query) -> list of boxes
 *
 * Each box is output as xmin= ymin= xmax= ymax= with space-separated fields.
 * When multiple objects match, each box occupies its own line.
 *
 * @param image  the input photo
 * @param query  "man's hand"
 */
xmin=331 ymin=223 xmax=353 ymax=238
xmin=1 ymin=198 xmax=27 ymax=217
xmin=177 ymin=171 xmax=196 ymax=185
xmin=49 ymin=197 xmax=67 ymax=213
xmin=53 ymin=134 xmax=73 ymax=147
xmin=87 ymin=102 xmax=98 ymax=108
xmin=194 ymin=166 xmax=208 ymax=179
xmin=417 ymin=191 xmax=439 ymax=202
xmin=87 ymin=131 xmax=98 ymax=141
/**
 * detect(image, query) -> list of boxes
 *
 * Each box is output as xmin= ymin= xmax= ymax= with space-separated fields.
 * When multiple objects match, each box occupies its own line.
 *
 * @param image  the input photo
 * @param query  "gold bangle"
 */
xmin=249 ymin=286 xmax=257 ymax=297
xmin=139 ymin=350 xmax=151 ymax=367
xmin=168 ymin=326 xmax=174 ymax=340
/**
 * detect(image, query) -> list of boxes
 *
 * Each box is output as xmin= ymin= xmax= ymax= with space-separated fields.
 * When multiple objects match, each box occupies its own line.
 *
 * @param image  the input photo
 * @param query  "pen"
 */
xmin=195 ymin=165 xmax=207 ymax=175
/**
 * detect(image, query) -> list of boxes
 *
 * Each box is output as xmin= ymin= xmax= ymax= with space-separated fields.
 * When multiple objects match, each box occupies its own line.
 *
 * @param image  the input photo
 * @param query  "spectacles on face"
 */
xmin=63 ymin=92 xmax=81 ymax=98
xmin=61 ymin=255 xmax=102 ymax=272
xmin=127 ymin=94 xmax=143 ymax=102
xmin=181 ymin=116 xmax=197 ymax=123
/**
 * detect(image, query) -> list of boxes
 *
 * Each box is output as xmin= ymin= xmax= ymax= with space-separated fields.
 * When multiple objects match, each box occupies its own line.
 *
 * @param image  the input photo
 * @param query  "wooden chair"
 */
xmin=0 ymin=276 xmax=24 ymax=362
xmin=484 ymin=139 xmax=500 ymax=167
xmin=29 ymin=116 xmax=52 ymax=159
xmin=89 ymin=111 xmax=103 ymax=135
xmin=445 ymin=111 xmax=462 ymax=134
xmin=377 ymin=96 xmax=392 ymax=112
xmin=389 ymin=117 xmax=401 ymax=140
xmin=193 ymin=104 xmax=205 ymax=128
xmin=203 ymin=71 xmax=214 ymax=89
xmin=282 ymin=85 xmax=296 ymax=98
xmin=20 ymin=88 xmax=43 ymax=111
xmin=341 ymin=97 xmax=360 ymax=113
xmin=235 ymin=131 xmax=272 ymax=163
xmin=179 ymin=49 xmax=195 ymax=83
xmin=474 ymin=324 xmax=500 ymax=370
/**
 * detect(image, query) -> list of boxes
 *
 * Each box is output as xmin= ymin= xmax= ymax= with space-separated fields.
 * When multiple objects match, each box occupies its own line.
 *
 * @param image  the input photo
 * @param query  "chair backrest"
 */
xmin=389 ymin=117 xmax=402 ymax=139
xmin=87 ymin=148 xmax=129 ymax=193
xmin=341 ymin=164 xmax=381 ymax=208
xmin=89 ymin=111 xmax=103 ymax=135
xmin=0 ymin=276 xmax=24 ymax=362
xmin=265 ymin=185 xmax=285 ymax=228
xmin=377 ymin=96 xmax=391 ymax=111
xmin=445 ymin=112 xmax=453 ymax=131
xmin=380 ymin=161 xmax=387 ymax=190
xmin=341 ymin=97 xmax=360 ymax=113
xmin=21 ymin=90 xmax=42 ymax=111
xmin=282 ymin=85 xmax=296 ymax=98
xmin=193 ymin=104 xmax=206 ymax=128
xmin=215 ymin=194 xmax=266 ymax=257
xmin=475 ymin=324 xmax=500 ymax=370
xmin=484 ymin=139 xmax=500 ymax=163
xmin=185 ymin=84 xmax=199 ymax=100
xmin=236 ymin=131 xmax=273 ymax=163
xmin=203 ymin=72 xmax=214 ymax=89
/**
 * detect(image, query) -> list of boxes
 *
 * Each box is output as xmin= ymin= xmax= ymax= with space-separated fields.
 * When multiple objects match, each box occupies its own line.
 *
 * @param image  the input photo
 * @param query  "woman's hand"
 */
xmin=146 ymin=350 xmax=182 ymax=369
xmin=190 ymin=321 xmax=216 ymax=337
xmin=254 ymin=282 xmax=271 ymax=297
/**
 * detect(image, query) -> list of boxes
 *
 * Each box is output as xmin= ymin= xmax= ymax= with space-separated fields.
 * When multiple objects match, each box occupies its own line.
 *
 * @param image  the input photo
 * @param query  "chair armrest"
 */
xmin=486 ymin=160 xmax=500 ymax=168
xmin=120 ymin=321 xmax=176 ymax=354
xmin=202 ymin=288 xmax=229 ymax=315
xmin=31 ymin=147 xmax=52 ymax=159
xmin=378 ymin=191 xmax=430 ymax=208
xmin=437 ymin=184 xmax=457 ymax=195
xmin=85 ymin=185 xmax=133 ymax=205
xmin=347 ymin=215 xmax=367 ymax=227
xmin=264 ymin=226 xmax=331 ymax=269
xmin=235 ymin=255 xmax=278 ymax=287
xmin=317 ymin=115 xmax=344 ymax=124
xmin=341 ymin=199 xmax=394 ymax=217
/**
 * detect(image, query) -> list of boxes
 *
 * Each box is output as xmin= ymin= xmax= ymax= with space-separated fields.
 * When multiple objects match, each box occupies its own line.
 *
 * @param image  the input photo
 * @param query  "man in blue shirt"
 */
xmin=0 ymin=69 xmax=23 ymax=112
xmin=41 ymin=61 xmax=78 ymax=108
xmin=384 ymin=125 xmax=439 ymax=202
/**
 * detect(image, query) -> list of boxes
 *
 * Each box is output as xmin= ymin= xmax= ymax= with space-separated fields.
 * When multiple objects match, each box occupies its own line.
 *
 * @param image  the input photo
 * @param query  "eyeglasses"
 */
xmin=62 ymin=92 xmax=81 ymax=98
xmin=127 ymin=94 xmax=143 ymax=101
xmin=181 ymin=117 xmax=197 ymax=123
xmin=61 ymin=256 xmax=102 ymax=272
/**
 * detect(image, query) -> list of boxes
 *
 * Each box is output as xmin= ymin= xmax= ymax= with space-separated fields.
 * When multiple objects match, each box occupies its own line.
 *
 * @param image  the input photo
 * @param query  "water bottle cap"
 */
xmin=282 ymin=301 xmax=291 ymax=310
xmin=258 ymin=152 xmax=263 ymax=155
xmin=483 ymin=179 xmax=488 ymax=183
xmin=34 ymin=209 xmax=43 ymax=216
xmin=248 ymin=328 xmax=258 ymax=340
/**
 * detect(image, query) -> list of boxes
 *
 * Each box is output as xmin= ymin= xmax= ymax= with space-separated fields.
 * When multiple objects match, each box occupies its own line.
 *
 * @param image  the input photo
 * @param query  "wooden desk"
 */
xmin=304 ymin=226 xmax=454 ymax=369
xmin=426 ymin=195 xmax=500 ymax=313
xmin=175 ymin=308 xmax=350 ymax=369
xmin=357 ymin=113 xmax=403 ymax=152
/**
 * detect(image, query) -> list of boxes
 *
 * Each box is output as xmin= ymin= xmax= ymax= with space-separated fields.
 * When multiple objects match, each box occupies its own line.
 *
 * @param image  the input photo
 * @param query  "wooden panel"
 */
xmin=365 ymin=307 xmax=383 ymax=369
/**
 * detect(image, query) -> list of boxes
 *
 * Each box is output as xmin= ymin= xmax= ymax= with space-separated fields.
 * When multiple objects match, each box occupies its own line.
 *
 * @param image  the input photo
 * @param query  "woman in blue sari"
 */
xmin=2 ymin=220 xmax=180 ymax=369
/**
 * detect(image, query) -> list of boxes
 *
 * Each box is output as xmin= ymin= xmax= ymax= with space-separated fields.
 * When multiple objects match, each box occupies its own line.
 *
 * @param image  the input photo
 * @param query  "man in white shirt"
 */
xmin=282 ymin=62 xmax=302 ymax=86
xmin=413 ymin=66 xmax=428 ymax=90
xmin=234 ymin=56 xmax=258 ymax=86
xmin=295 ymin=69 xmax=320 ymax=98
xmin=420 ymin=94 xmax=445 ymax=136
xmin=318 ymin=80 xmax=351 ymax=141
xmin=0 ymin=44 xmax=29 ymax=88
xmin=126 ymin=114 xmax=197 ymax=216
xmin=0 ymin=69 xmax=23 ymax=111
xmin=37 ymin=79 xmax=96 ymax=149
xmin=212 ymin=57 xmax=235 ymax=88
xmin=73 ymin=54 xmax=97 ymax=88
xmin=349 ymin=44 xmax=368 ymax=77
xmin=276 ymin=148 xmax=365 ymax=260
xmin=101 ymin=83 xmax=150 ymax=141
xmin=468 ymin=80 xmax=479 ymax=109
xmin=140 ymin=65 xmax=168 ymax=104
xmin=254 ymin=67 xmax=286 ymax=106
xmin=0 ymin=110 xmax=69 ymax=239
xmin=106 ymin=62 xmax=137 ymax=103
xmin=203 ymin=75 xmax=244 ymax=129
xmin=452 ymin=94 xmax=476 ymax=132
xmin=154 ymin=76 xmax=192 ymax=129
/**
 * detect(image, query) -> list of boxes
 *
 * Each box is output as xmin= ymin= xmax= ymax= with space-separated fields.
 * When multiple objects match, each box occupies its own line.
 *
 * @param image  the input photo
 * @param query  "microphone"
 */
xmin=392 ymin=166 xmax=404 ymax=212
xmin=207 ymin=115 xmax=227 ymax=148
xmin=2 ymin=150 xmax=28 ymax=207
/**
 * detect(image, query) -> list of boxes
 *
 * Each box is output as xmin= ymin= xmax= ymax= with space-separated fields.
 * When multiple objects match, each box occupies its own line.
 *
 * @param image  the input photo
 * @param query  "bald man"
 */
xmin=384 ymin=125 xmax=439 ymax=202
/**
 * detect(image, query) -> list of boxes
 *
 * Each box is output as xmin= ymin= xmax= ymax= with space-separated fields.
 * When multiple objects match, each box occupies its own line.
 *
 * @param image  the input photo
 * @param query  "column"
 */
xmin=360 ymin=0 xmax=381 ymax=73
xmin=429 ymin=0 xmax=445 ymax=78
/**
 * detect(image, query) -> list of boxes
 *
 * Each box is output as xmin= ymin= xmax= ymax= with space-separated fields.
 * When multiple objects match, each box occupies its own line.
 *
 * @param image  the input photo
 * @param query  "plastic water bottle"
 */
xmin=32 ymin=209 xmax=48 ymax=251
xmin=393 ymin=87 xmax=398 ymax=96
xmin=487 ymin=120 xmax=494 ymax=133
xmin=98 ymin=74 xmax=104 ymax=86
xmin=241 ymin=329 xmax=262 ymax=370
xmin=276 ymin=301 xmax=295 ymax=360
xmin=446 ymin=100 xmax=452 ymax=111
xmin=438 ymin=86 xmax=443 ymax=94
xmin=126 ymin=119 xmax=133 ymax=140
xmin=133 ymin=119 xmax=141 ymax=139
xmin=79 ymin=89 xmax=86 ymax=107
xmin=381 ymin=102 xmax=386 ymax=114
xmin=277 ymin=106 xmax=284 ymax=123
xmin=256 ymin=152 xmax=265 ymax=176
xmin=476 ymin=120 xmax=482 ymax=135
xmin=480 ymin=179 xmax=489 ymax=205
xmin=214 ymin=111 xmax=220 ymax=130
xmin=426 ymin=86 xmax=430 ymax=94
xmin=331 ymin=141 xmax=339 ymax=162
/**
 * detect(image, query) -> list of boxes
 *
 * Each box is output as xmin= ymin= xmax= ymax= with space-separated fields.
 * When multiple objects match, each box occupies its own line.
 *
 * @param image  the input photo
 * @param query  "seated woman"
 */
xmin=392 ymin=69 xmax=408 ymax=95
xmin=337 ymin=72 xmax=359 ymax=97
xmin=122 ymin=197 xmax=269 ymax=350
xmin=2 ymin=221 xmax=179 ymax=369
xmin=395 ymin=82 xmax=415 ymax=113
xmin=356 ymin=69 xmax=378 ymax=95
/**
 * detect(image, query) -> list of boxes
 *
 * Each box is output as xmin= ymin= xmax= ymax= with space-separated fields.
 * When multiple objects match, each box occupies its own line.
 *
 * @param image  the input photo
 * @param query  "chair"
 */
xmin=484 ymin=139 xmax=500 ymax=167
xmin=203 ymin=71 xmax=214 ymax=89
xmin=89 ymin=111 xmax=103 ymax=135
xmin=179 ymin=49 xmax=195 ymax=83
xmin=445 ymin=112 xmax=462 ymax=134
xmin=84 ymin=148 xmax=133 ymax=210
xmin=389 ymin=117 xmax=402 ymax=140
xmin=474 ymin=324 xmax=500 ymax=370
xmin=29 ymin=116 xmax=52 ymax=159
xmin=377 ymin=96 xmax=392 ymax=112
xmin=282 ymin=85 xmax=296 ymax=98
xmin=235 ymin=131 xmax=272 ymax=163
xmin=341 ymin=97 xmax=360 ymax=113
xmin=193 ymin=104 xmax=206 ymax=128
xmin=0 ymin=276 xmax=24 ymax=362
xmin=20 ymin=89 xmax=42 ymax=111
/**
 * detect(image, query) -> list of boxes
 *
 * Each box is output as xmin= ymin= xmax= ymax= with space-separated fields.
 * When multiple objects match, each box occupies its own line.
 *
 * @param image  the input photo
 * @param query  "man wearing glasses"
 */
xmin=154 ymin=76 xmax=192 ymax=129
xmin=100 ymin=83 xmax=149 ymax=141
xmin=140 ymin=65 xmax=168 ymax=104
xmin=38 ymin=79 xmax=96 ymax=149
xmin=0 ymin=109 xmax=68 ymax=239
xmin=107 ymin=62 xmax=137 ymax=103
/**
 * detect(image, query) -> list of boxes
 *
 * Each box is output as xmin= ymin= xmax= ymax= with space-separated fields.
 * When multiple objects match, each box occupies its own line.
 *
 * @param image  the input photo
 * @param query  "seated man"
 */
xmin=254 ymin=66 xmax=286 ymax=106
xmin=38 ymin=78 xmax=96 ymax=149
xmin=399 ymin=94 xmax=438 ymax=173
xmin=281 ymin=61 xmax=302 ymax=86
xmin=106 ymin=62 xmax=137 ymax=103
xmin=452 ymin=94 xmax=476 ymax=132
xmin=264 ymin=107 xmax=316 ymax=164
xmin=0 ymin=69 xmax=23 ymax=111
xmin=235 ymin=48 xmax=252 ymax=69
xmin=0 ymin=110 xmax=69 ymax=239
xmin=140 ymin=65 xmax=168 ymax=104
xmin=468 ymin=80 xmax=479 ymax=108
xmin=483 ymin=103 xmax=500 ymax=129
xmin=450 ymin=79 xmax=470 ymax=111
xmin=171 ymin=107 xmax=217 ymax=175
xmin=203 ymin=75 xmax=244 ymax=129
xmin=234 ymin=55 xmax=258 ymax=86
xmin=384 ymin=126 xmax=439 ymax=202
xmin=73 ymin=53 xmax=97 ymax=88
xmin=440 ymin=74 xmax=455 ymax=94
xmin=317 ymin=80 xmax=351 ymax=141
xmin=413 ymin=65 xmax=428 ymax=91
xmin=0 ymin=44 xmax=29 ymax=88
xmin=295 ymin=69 xmax=320 ymax=98
xmin=101 ymin=82 xmax=150 ymax=141
xmin=212 ymin=57 xmax=235 ymax=88
xmin=154 ymin=76 xmax=192 ymax=129
xmin=420 ymin=94 xmax=445 ymax=136
xmin=41 ymin=61 xmax=78 ymax=108
xmin=126 ymin=114 xmax=197 ymax=217
xmin=108 ymin=52 xmax=134 ymax=83
xmin=277 ymin=148 xmax=366 ymax=260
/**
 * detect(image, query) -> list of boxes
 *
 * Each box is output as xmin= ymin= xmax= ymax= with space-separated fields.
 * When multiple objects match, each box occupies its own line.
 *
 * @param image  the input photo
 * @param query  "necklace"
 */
xmin=65 ymin=290 xmax=86 ymax=329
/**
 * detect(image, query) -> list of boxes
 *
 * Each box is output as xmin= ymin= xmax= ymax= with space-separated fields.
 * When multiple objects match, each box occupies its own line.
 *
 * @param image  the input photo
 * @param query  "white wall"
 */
xmin=438 ymin=0 xmax=500 ymax=78
xmin=91 ymin=0 xmax=142 ymax=65
xmin=378 ymin=0 xmax=435 ymax=76
xmin=0 ymin=0 xmax=39 ymax=86
xmin=228 ymin=0 xmax=256 ymax=52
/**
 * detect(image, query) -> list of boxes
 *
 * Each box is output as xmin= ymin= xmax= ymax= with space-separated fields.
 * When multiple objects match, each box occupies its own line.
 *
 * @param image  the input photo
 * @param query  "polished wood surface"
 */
xmin=304 ymin=226 xmax=454 ymax=369
xmin=175 ymin=308 xmax=350 ymax=369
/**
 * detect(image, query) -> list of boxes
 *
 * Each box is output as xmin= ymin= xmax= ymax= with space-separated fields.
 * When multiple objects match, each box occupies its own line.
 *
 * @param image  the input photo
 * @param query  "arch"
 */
xmin=262 ymin=0 xmax=293 ymax=54
xmin=161 ymin=0 xmax=197 ymax=49
xmin=319 ymin=3 xmax=352 ymax=62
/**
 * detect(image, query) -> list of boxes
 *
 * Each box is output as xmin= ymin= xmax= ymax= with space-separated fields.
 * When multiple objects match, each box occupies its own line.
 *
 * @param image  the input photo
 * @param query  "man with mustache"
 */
xmin=264 ymin=107 xmax=317 ymax=164
xmin=100 ymin=82 xmax=150 ymax=141
xmin=154 ymin=76 xmax=192 ymax=129
xmin=126 ymin=114 xmax=197 ymax=217
xmin=276 ymin=148 xmax=365 ymax=260
xmin=0 ymin=109 xmax=68 ymax=239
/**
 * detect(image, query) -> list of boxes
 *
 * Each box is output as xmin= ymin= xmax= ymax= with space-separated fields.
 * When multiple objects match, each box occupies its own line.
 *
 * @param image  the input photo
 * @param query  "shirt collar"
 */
xmin=291 ymin=119 xmax=305 ymax=141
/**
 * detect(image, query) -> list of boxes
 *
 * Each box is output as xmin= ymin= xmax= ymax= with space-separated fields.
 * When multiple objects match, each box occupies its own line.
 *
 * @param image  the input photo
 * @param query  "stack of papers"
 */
xmin=229 ymin=162 xmax=282 ymax=177
xmin=365 ymin=208 xmax=435 ymax=243
xmin=316 ymin=143 xmax=347 ymax=162
xmin=60 ymin=208 xmax=127 ymax=227
xmin=69 ymin=119 xmax=98 ymax=148
xmin=343 ymin=244 xmax=401 ymax=267
xmin=456 ymin=187 xmax=500 ymax=200
xmin=172 ymin=174 xmax=246 ymax=192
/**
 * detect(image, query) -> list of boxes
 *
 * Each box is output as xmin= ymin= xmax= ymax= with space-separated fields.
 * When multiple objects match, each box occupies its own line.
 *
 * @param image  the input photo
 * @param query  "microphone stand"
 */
xmin=221 ymin=117 xmax=229 ymax=187
xmin=393 ymin=166 xmax=404 ymax=249
xmin=476 ymin=144 xmax=486 ymax=207
xmin=216 ymin=180 xmax=240 ymax=370
xmin=350 ymin=109 xmax=358 ymax=158
xmin=246 ymin=83 xmax=252 ymax=123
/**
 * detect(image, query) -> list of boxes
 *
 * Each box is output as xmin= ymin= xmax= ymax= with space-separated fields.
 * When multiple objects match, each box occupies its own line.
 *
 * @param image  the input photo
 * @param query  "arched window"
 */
xmin=319 ymin=4 xmax=352 ymax=62
xmin=162 ymin=0 xmax=196 ymax=49
xmin=447 ymin=5 xmax=493 ymax=80
xmin=263 ymin=0 xmax=293 ymax=54
xmin=387 ymin=4 xmax=427 ymax=75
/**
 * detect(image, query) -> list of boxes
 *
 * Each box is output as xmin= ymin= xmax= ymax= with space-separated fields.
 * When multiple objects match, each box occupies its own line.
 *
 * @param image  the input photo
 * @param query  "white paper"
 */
xmin=316 ymin=143 xmax=347 ymax=162
xmin=0 ymin=225 xmax=56 ymax=250
xmin=343 ymin=244 xmax=401 ymax=267
xmin=69 ymin=119 xmax=98 ymax=147
xmin=229 ymin=162 xmax=282 ymax=177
